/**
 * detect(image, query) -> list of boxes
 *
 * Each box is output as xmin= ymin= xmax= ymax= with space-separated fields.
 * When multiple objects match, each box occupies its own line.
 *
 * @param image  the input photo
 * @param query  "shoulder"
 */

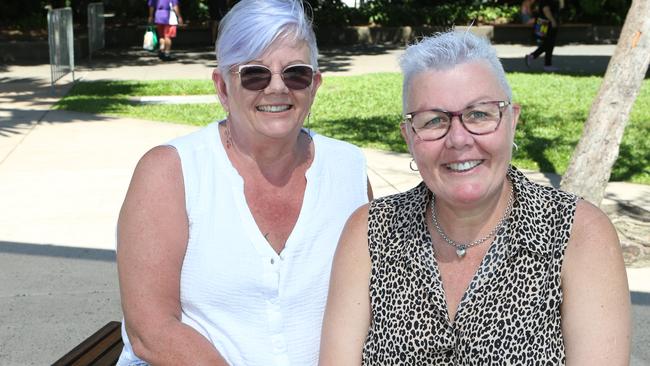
xmin=312 ymin=132 xmax=364 ymax=157
xmin=132 ymin=145 xmax=183 ymax=188
xmin=369 ymin=182 xmax=428 ymax=227
xmin=372 ymin=182 xmax=427 ymax=209
xmin=508 ymin=167 xmax=579 ymax=254
xmin=167 ymin=123 xmax=218 ymax=149
xmin=567 ymin=200 xmax=619 ymax=255
xmin=311 ymin=133 xmax=367 ymax=177
xmin=510 ymin=167 xmax=577 ymax=213
xmin=347 ymin=203 xmax=371 ymax=229
xmin=337 ymin=203 xmax=371 ymax=254
xmin=561 ymin=199 xmax=624 ymax=285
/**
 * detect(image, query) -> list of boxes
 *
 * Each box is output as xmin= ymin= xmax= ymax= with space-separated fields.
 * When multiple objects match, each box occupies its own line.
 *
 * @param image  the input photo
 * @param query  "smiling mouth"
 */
xmin=445 ymin=160 xmax=483 ymax=172
xmin=256 ymin=104 xmax=292 ymax=112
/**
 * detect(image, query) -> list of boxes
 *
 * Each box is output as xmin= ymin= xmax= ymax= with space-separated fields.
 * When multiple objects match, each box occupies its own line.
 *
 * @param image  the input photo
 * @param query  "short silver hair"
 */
xmin=216 ymin=0 xmax=319 ymax=75
xmin=399 ymin=30 xmax=512 ymax=111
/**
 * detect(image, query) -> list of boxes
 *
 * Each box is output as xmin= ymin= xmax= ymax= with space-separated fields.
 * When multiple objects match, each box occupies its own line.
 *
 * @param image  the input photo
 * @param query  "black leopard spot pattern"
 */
xmin=362 ymin=166 xmax=578 ymax=365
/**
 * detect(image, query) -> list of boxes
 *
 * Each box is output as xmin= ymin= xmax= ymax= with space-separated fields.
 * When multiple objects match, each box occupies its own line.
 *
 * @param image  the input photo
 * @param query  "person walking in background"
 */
xmin=520 ymin=0 xmax=536 ymax=24
xmin=148 ymin=0 xmax=183 ymax=61
xmin=208 ymin=0 xmax=230 ymax=46
xmin=525 ymin=0 xmax=561 ymax=72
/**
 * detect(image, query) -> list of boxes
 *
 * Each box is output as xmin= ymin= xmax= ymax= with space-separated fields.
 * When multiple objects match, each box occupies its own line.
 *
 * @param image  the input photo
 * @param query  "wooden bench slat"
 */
xmin=53 ymin=321 xmax=123 ymax=366
xmin=89 ymin=341 xmax=125 ymax=366
xmin=71 ymin=326 xmax=123 ymax=366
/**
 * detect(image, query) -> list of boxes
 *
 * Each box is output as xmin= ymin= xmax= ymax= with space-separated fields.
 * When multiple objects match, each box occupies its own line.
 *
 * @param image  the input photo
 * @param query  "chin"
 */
xmin=447 ymin=183 xmax=489 ymax=205
xmin=262 ymin=122 xmax=303 ymax=139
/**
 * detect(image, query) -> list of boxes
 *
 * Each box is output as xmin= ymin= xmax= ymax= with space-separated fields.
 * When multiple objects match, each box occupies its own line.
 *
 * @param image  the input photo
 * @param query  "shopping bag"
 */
xmin=533 ymin=18 xmax=549 ymax=39
xmin=143 ymin=26 xmax=158 ymax=52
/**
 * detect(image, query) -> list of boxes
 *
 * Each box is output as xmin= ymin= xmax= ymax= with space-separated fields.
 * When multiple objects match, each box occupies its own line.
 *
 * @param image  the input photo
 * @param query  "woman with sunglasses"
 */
xmin=116 ymin=0 xmax=371 ymax=365
xmin=320 ymin=31 xmax=630 ymax=365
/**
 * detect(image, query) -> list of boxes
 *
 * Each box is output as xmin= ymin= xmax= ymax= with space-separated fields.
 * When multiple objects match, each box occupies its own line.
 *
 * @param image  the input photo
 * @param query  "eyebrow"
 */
xmin=244 ymin=59 xmax=309 ymax=66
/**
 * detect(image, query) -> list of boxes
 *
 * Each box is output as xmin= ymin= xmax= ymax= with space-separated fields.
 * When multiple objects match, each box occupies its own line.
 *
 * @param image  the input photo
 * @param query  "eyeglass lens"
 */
xmin=411 ymin=102 xmax=503 ymax=140
xmin=239 ymin=65 xmax=313 ymax=91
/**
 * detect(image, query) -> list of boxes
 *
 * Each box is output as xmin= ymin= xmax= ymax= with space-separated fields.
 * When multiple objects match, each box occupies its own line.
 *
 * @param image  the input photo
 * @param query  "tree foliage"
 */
xmin=2 ymin=0 xmax=633 ymax=28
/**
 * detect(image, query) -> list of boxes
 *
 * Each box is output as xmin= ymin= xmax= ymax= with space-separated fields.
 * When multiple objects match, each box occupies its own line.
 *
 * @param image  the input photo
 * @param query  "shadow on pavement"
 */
xmin=0 ymin=240 xmax=121 ymax=365
xmin=0 ymin=241 xmax=116 ymax=261
xmin=632 ymin=291 xmax=650 ymax=306
xmin=503 ymin=54 xmax=650 ymax=78
xmin=78 ymin=45 xmax=402 ymax=74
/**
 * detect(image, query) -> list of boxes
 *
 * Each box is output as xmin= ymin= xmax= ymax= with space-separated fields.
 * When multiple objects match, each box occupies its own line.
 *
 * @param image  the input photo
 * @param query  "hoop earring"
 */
xmin=224 ymin=116 xmax=232 ymax=149
xmin=409 ymin=158 xmax=419 ymax=171
xmin=513 ymin=141 xmax=519 ymax=151
xmin=304 ymin=112 xmax=313 ymax=142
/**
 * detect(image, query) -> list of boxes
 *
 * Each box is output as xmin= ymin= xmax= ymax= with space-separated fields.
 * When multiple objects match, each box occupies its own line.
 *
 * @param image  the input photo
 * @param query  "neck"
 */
xmin=221 ymin=120 xmax=311 ymax=185
xmin=432 ymin=180 xmax=513 ymax=244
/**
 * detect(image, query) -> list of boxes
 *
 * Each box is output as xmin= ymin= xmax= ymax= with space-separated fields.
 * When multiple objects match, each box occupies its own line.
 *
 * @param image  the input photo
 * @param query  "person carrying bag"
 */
xmin=524 ymin=0 xmax=561 ymax=72
xmin=147 ymin=0 xmax=183 ymax=61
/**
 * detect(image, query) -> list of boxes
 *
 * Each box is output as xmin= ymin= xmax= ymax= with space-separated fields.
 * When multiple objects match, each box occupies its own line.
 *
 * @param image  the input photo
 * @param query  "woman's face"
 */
xmin=401 ymin=61 xmax=520 ymax=208
xmin=213 ymin=38 xmax=321 ymax=141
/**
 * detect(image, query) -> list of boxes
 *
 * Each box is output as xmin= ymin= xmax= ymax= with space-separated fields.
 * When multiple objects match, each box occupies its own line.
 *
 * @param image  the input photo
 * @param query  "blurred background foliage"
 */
xmin=1 ymin=0 xmax=632 ymax=31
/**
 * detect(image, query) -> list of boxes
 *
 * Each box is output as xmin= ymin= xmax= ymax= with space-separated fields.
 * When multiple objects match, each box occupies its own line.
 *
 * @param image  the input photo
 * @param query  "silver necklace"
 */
xmin=431 ymin=187 xmax=514 ymax=258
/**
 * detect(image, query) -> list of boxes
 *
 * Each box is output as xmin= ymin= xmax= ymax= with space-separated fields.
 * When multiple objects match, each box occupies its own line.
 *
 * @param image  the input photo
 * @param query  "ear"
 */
xmin=311 ymin=71 xmax=322 ymax=98
xmin=212 ymin=69 xmax=230 ymax=113
xmin=510 ymin=103 xmax=521 ymax=130
xmin=400 ymin=122 xmax=414 ymax=156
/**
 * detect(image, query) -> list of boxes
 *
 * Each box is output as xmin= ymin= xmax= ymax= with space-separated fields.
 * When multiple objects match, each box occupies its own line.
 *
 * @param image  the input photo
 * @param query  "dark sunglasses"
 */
xmin=233 ymin=64 xmax=315 ymax=91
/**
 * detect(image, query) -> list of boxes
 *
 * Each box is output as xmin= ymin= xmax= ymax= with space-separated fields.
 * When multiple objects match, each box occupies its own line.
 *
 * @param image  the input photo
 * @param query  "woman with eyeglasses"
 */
xmin=319 ymin=31 xmax=630 ymax=365
xmin=116 ymin=0 xmax=371 ymax=364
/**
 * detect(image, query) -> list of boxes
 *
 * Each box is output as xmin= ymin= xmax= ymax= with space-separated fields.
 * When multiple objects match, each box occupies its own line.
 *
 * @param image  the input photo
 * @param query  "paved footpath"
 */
xmin=0 ymin=44 xmax=648 ymax=364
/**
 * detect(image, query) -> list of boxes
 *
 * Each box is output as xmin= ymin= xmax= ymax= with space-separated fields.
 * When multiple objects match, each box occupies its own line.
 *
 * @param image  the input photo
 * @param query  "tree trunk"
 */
xmin=560 ymin=0 xmax=650 ymax=205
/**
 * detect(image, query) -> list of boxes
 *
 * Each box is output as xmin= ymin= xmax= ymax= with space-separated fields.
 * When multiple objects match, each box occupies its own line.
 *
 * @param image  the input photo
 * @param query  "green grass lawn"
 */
xmin=56 ymin=73 xmax=650 ymax=184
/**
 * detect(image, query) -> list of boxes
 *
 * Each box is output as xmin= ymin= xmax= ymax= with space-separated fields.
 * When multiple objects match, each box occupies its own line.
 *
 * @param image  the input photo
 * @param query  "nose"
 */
xmin=264 ymin=72 xmax=289 ymax=93
xmin=444 ymin=115 xmax=474 ymax=149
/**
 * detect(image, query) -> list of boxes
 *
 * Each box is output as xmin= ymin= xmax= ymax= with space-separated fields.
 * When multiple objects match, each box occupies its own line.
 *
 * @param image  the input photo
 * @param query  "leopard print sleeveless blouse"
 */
xmin=362 ymin=166 xmax=578 ymax=365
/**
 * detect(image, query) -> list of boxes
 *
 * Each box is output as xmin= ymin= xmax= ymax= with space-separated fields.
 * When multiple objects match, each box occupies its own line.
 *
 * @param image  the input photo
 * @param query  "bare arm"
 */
xmin=367 ymin=178 xmax=374 ymax=201
xmin=148 ymin=6 xmax=154 ymax=24
xmin=117 ymin=146 xmax=228 ymax=365
xmin=172 ymin=4 xmax=183 ymax=25
xmin=561 ymin=200 xmax=631 ymax=365
xmin=319 ymin=205 xmax=372 ymax=366
xmin=542 ymin=5 xmax=557 ymax=27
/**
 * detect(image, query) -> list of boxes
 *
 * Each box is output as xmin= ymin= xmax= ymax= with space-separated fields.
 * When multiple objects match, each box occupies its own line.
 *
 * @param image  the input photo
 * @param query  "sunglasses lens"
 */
xmin=282 ymin=65 xmax=313 ymax=90
xmin=240 ymin=66 xmax=272 ymax=90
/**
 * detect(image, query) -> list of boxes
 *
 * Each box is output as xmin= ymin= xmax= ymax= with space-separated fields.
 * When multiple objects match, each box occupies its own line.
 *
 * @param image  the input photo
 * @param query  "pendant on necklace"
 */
xmin=456 ymin=246 xmax=466 ymax=258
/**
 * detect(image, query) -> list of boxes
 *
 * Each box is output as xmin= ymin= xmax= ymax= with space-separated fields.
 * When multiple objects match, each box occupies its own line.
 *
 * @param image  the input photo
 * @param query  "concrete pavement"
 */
xmin=1 ymin=44 xmax=649 ymax=365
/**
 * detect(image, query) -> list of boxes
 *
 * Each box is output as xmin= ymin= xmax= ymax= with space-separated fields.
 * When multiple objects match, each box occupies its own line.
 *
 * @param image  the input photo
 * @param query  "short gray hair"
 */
xmin=216 ymin=0 xmax=319 ymax=76
xmin=399 ymin=30 xmax=512 ymax=111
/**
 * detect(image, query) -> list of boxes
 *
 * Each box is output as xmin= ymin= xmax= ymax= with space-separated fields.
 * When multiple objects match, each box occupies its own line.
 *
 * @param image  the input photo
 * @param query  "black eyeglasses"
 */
xmin=232 ymin=64 xmax=315 ymax=91
xmin=404 ymin=101 xmax=511 ymax=141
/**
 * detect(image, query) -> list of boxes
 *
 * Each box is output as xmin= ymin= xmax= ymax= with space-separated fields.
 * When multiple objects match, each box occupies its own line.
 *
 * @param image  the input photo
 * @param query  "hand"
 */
xmin=551 ymin=20 xmax=558 ymax=28
xmin=148 ymin=16 xmax=153 ymax=24
xmin=178 ymin=16 xmax=183 ymax=26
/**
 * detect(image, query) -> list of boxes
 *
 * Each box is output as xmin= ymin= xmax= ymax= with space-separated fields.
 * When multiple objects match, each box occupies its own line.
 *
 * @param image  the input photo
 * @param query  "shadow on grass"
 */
xmin=612 ymin=137 xmax=650 ymax=182
xmin=55 ymin=97 xmax=135 ymax=115
xmin=64 ymin=80 xmax=145 ymax=97
xmin=312 ymin=114 xmax=407 ymax=153
xmin=51 ymin=76 xmax=650 ymax=184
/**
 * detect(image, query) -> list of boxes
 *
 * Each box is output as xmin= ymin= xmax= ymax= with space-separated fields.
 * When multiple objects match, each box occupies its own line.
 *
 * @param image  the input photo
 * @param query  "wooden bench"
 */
xmin=53 ymin=321 xmax=124 ymax=366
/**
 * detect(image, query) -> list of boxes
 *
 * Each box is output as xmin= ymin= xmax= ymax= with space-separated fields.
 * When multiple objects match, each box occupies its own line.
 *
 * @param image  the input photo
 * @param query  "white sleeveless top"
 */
xmin=118 ymin=122 xmax=368 ymax=366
